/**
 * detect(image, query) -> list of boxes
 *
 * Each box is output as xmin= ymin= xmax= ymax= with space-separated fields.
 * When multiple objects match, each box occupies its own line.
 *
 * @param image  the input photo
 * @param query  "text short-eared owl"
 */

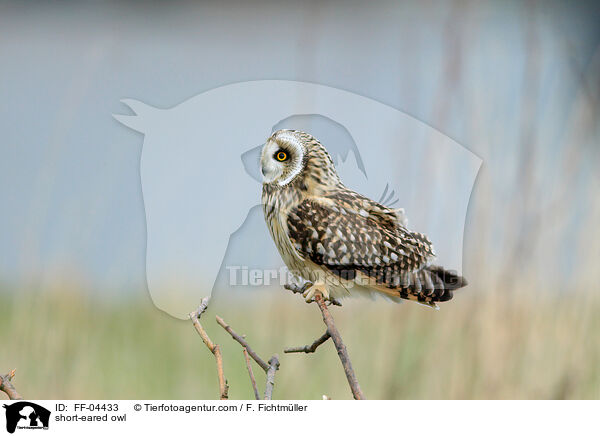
xmin=261 ymin=130 xmax=467 ymax=307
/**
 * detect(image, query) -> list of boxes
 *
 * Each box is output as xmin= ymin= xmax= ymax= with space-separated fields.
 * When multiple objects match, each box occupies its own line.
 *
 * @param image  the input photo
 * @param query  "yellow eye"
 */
xmin=275 ymin=151 xmax=288 ymax=162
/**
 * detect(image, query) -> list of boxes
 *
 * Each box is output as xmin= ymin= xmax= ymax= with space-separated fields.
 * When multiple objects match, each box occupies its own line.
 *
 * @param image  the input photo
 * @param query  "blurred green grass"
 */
xmin=1 ymin=286 xmax=598 ymax=400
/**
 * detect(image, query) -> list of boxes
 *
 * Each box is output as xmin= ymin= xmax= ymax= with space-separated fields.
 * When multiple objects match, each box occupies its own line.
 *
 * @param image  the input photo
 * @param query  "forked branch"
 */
xmin=216 ymin=315 xmax=280 ymax=400
xmin=314 ymin=294 xmax=365 ymax=399
xmin=284 ymin=283 xmax=366 ymax=400
xmin=216 ymin=316 xmax=269 ymax=371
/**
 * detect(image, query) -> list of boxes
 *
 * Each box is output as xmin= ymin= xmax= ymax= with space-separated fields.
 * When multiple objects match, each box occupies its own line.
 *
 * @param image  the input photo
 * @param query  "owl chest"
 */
xmin=262 ymin=188 xmax=304 ymax=271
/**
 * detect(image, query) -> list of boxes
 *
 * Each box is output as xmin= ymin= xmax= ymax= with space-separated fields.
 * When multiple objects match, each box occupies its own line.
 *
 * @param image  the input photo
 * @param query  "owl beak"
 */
xmin=259 ymin=140 xmax=282 ymax=184
xmin=260 ymin=161 xmax=279 ymax=184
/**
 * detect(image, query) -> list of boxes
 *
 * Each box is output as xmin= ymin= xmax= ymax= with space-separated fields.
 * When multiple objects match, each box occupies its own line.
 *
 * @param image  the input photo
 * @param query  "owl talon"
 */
xmin=285 ymin=280 xmax=314 ymax=297
xmin=302 ymin=284 xmax=330 ymax=303
xmin=302 ymin=287 xmax=315 ymax=303
xmin=300 ymin=281 xmax=313 ymax=293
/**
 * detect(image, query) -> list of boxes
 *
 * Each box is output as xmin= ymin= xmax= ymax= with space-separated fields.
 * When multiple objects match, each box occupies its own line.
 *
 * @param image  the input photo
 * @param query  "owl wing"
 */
xmin=286 ymin=194 xmax=465 ymax=305
xmin=286 ymin=194 xmax=432 ymax=278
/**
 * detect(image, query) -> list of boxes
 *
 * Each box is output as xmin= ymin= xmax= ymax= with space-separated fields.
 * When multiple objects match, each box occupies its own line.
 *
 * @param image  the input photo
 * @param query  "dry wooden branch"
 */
xmin=314 ymin=293 xmax=365 ymax=399
xmin=215 ymin=316 xmax=269 ymax=371
xmin=212 ymin=345 xmax=228 ymax=400
xmin=216 ymin=315 xmax=280 ymax=400
xmin=264 ymin=355 xmax=280 ymax=400
xmin=242 ymin=348 xmax=260 ymax=400
xmin=284 ymin=331 xmax=331 ymax=353
xmin=284 ymin=282 xmax=366 ymax=400
xmin=0 ymin=369 xmax=23 ymax=400
xmin=189 ymin=297 xmax=229 ymax=400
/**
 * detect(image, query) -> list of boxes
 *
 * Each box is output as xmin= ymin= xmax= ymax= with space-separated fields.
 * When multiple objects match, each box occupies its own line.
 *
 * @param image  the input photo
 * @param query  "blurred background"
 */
xmin=0 ymin=0 xmax=598 ymax=399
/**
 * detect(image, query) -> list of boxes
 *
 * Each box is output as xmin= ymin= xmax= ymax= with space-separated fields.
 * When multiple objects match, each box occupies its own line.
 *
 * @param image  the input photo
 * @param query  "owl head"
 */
xmin=260 ymin=129 xmax=340 ymax=187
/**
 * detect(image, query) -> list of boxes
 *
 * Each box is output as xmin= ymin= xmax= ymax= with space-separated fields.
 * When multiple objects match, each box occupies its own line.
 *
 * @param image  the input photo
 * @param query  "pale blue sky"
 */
xmin=0 ymin=1 xmax=598 ymax=297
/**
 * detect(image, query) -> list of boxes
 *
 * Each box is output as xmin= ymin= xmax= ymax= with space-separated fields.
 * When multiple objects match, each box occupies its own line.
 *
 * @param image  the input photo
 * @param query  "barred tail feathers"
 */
xmin=370 ymin=265 xmax=467 ymax=308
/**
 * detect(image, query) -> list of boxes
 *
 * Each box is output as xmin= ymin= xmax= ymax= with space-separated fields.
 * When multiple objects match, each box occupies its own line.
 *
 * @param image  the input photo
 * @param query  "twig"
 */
xmin=284 ymin=331 xmax=331 ymax=353
xmin=216 ymin=316 xmax=269 ymax=372
xmin=189 ymin=297 xmax=229 ymax=400
xmin=0 ymin=369 xmax=23 ymax=400
xmin=314 ymin=294 xmax=365 ymax=399
xmin=242 ymin=348 xmax=260 ymax=400
xmin=212 ymin=345 xmax=228 ymax=400
xmin=216 ymin=315 xmax=280 ymax=399
xmin=284 ymin=282 xmax=366 ymax=400
xmin=264 ymin=355 xmax=280 ymax=400
xmin=190 ymin=298 xmax=214 ymax=349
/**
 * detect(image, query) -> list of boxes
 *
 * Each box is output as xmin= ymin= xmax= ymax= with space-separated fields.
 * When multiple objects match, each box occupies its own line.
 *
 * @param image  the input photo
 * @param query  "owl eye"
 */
xmin=274 ymin=150 xmax=288 ymax=162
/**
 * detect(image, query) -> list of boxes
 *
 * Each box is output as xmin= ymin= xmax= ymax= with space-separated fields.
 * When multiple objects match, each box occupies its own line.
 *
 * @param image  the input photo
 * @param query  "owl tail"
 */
xmin=422 ymin=265 xmax=468 ymax=303
xmin=374 ymin=265 xmax=467 ymax=308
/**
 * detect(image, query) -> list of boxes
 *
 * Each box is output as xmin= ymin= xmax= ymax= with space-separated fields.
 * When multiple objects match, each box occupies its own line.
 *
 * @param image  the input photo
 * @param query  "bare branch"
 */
xmin=189 ymin=297 xmax=229 ymax=400
xmin=190 ymin=297 xmax=216 ymax=351
xmin=242 ymin=348 xmax=260 ymax=400
xmin=216 ymin=315 xmax=280 ymax=399
xmin=212 ymin=345 xmax=228 ymax=400
xmin=216 ymin=315 xmax=269 ymax=372
xmin=284 ymin=283 xmax=366 ymax=400
xmin=0 ymin=369 xmax=23 ymax=400
xmin=314 ymin=294 xmax=365 ymax=400
xmin=284 ymin=331 xmax=331 ymax=354
xmin=264 ymin=355 xmax=280 ymax=400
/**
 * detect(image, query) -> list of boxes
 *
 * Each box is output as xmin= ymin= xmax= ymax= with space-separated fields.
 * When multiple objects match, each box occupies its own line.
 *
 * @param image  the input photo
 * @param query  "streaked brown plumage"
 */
xmin=261 ymin=129 xmax=466 ymax=308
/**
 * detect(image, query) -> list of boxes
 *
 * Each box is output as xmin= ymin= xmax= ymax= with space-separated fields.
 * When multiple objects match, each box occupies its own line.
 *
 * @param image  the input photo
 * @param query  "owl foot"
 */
xmin=285 ymin=281 xmax=342 ymax=305
xmin=302 ymin=284 xmax=330 ymax=303
xmin=284 ymin=280 xmax=313 ymax=295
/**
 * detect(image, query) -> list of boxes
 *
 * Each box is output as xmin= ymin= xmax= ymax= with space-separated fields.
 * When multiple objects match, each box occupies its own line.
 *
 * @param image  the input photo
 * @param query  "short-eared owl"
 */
xmin=261 ymin=129 xmax=467 ymax=308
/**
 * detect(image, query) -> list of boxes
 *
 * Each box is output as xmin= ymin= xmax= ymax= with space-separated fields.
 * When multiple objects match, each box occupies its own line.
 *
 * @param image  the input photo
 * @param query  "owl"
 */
xmin=261 ymin=129 xmax=467 ymax=308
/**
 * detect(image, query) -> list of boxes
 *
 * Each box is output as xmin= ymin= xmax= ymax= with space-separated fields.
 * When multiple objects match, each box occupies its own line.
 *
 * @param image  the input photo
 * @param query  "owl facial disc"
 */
xmin=260 ymin=130 xmax=305 ymax=186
